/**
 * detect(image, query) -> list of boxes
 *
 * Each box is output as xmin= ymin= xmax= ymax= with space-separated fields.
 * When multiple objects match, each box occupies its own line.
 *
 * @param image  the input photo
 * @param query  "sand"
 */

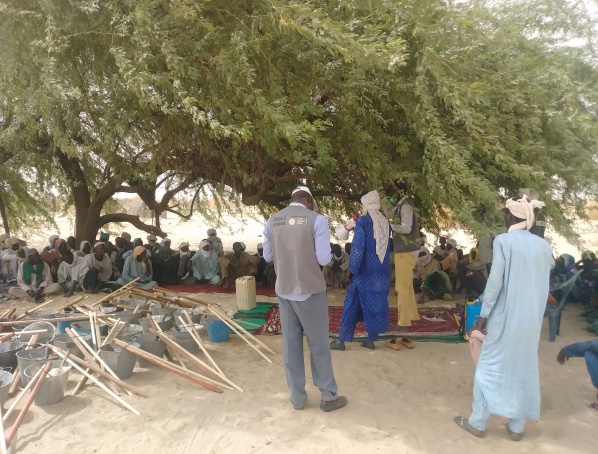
xmin=0 ymin=288 xmax=595 ymax=454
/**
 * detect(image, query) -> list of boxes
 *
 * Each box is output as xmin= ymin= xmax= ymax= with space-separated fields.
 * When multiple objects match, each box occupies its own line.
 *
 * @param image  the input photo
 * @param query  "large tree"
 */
xmin=0 ymin=0 xmax=597 ymax=241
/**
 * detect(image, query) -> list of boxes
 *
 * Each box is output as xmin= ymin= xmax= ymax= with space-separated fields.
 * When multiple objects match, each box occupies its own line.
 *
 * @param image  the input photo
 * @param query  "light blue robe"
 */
xmin=475 ymin=230 xmax=553 ymax=421
xmin=117 ymin=256 xmax=157 ymax=290
xmin=190 ymin=251 xmax=221 ymax=284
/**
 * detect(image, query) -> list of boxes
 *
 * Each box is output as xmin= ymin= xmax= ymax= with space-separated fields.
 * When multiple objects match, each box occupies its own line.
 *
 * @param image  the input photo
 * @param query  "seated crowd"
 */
xmin=0 ymin=229 xmax=278 ymax=303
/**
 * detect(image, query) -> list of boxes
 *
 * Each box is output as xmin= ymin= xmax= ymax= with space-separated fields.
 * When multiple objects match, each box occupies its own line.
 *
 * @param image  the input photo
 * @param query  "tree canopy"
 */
xmin=0 ymin=0 xmax=597 ymax=242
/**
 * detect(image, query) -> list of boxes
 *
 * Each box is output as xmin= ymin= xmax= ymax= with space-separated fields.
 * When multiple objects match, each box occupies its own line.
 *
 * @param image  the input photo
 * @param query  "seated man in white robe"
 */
xmin=186 ymin=240 xmax=221 ymax=285
xmin=117 ymin=246 xmax=157 ymax=290
xmin=78 ymin=242 xmax=120 ymax=294
xmin=57 ymin=250 xmax=82 ymax=297
xmin=8 ymin=248 xmax=62 ymax=302
xmin=207 ymin=228 xmax=224 ymax=256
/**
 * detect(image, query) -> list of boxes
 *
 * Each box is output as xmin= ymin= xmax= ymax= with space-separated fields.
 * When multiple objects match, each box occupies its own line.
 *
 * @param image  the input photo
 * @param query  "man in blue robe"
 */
xmin=330 ymin=190 xmax=390 ymax=350
xmin=455 ymin=194 xmax=553 ymax=441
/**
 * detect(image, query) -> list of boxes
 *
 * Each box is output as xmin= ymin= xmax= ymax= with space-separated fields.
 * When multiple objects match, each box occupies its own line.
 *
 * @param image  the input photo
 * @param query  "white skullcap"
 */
xmin=291 ymin=186 xmax=313 ymax=197
xmin=94 ymin=241 xmax=105 ymax=248
xmin=240 ymin=242 xmax=246 ymax=250
xmin=147 ymin=234 xmax=157 ymax=241
xmin=360 ymin=190 xmax=381 ymax=211
xmin=207 ymin=228 xmax=217 ymax=236
xmin=505 ymin=195 xmax=545 ymax=232
xmin=199 ymin=239 xmax=210 ymax=249
xmin=179 ymin=242 xmax=189 ymax=248
xmin=27 ymin=248 xmax=38 ymax=256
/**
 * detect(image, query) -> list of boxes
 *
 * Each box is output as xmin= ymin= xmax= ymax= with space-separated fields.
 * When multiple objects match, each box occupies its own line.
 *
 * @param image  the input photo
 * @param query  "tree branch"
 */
xmin=98 ymin=213 xmax=167 ymax=238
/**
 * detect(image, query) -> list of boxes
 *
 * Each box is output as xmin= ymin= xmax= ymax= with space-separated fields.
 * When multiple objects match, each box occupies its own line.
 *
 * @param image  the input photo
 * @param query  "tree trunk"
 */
xmin=0 ymin=192 xmax=10 ymax=235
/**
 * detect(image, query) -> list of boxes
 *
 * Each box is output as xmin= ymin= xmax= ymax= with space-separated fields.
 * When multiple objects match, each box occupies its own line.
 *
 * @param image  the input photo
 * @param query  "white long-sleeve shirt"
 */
xmin=16 ymin=261 xmax=53 ymax=292
xmin=57 ymin=255 xmax=81 ymax=285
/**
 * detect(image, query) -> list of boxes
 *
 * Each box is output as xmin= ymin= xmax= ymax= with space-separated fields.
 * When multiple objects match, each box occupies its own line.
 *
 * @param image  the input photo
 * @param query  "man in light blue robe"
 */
xmin=117 ymin=246 xmax=157 ymax=290
xmin=187 ymin=240 xmax=221 ymax=285
xmin=455 ymin=195 xmax=553 ymax=441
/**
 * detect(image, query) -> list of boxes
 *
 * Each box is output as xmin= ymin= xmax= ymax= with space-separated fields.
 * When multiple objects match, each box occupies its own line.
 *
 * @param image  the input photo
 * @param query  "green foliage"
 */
xmin=0 ymin=0 xmax=596 ymax=242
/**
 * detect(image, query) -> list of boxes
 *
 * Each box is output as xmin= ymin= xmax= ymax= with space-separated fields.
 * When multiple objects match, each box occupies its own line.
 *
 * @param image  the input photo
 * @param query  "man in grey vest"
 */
xmin=389 ymin=180 xmax=422 ymax=329
xmin=263 ymin=186 xmax=348 ymax=412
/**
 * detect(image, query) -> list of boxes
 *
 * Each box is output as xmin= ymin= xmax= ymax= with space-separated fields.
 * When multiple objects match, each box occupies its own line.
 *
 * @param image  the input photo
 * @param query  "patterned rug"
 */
xmin=162 ymin=283 xmax=277 ymax=297
xmin=246 ymin=304 xmax=462 ymax=340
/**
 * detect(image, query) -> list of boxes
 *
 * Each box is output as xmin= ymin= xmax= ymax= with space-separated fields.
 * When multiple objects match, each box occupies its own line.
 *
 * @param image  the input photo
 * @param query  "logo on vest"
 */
xmin=289 ymin=218 xmax=296 ymax=225
xmin=297 ymin=217 xmax=307 ymax=225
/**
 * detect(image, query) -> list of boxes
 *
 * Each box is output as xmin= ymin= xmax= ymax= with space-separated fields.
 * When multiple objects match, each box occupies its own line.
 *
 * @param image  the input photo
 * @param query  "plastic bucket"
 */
xmin=465 ymin=301 xmax=483 ymax=333
xmin=0 ymin=370 xmax=13 ymax=406
xmin=0 ymin=342 xmax=24 ymax=373
xmin=24 ymin=360 xmax=71 ymax=406
xmin=100 ymin=342 xmax=139 ymax=379
xmin=205 ymin=320 xmax=230 ymax=343
xmin=134 ymin=333 xmax=166 ymax=367
xmin=172 ymin=330 xmax=199 ymax=353
xmin=52 ymin=334 xmax=93 ymax=361
xmin=17 ymin=347 xmax=58 ymax=385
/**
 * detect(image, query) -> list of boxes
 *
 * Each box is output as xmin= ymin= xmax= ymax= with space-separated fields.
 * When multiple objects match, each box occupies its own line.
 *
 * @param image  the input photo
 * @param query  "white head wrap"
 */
xmin=79 ymin=240 xmax=91 ymax=252
xmin=240 ymin=242 xmax=246 ymax=251
xmin=207 ymin=228 xmax=217 ymax=237
xmin=257 ymin=243 xmax=264 ymax=258
xmin=447 ymin=239 xmax=457 ymax=249
xmin=179 ymin=242 xmax=190 ymax=256
xmin=417 ymin=247 xmax=432 ymax=268
xmin=360 ymin=190 xmax=389 ymax=264
xmin=93 ymin=241 xmax=105 ymax=249
xmin=505 ymin=195 xmax=545 ymax=233
xmin=161 ymin=238 xmax=171 ymax=246
xmin=49 ymin=234 xmax=59 ymax=246
xmin=147 ymin=234 xmax=157 ymax=242
xmin=518 ymin=188 xmax=539 ymax=201
xmin=199 ymin=239 xmax=211 ymax=257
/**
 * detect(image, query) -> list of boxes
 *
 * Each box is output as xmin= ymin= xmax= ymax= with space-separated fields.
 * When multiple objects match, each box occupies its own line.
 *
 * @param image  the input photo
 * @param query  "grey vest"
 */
xmin=392 ymin=197 xmax=420 ymax=253
xmin=268 ymin=205 xmax=327 ymax=296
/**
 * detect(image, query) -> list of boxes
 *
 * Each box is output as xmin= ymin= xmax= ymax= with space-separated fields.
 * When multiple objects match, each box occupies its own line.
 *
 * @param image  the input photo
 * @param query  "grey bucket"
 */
xmin=0 ymin=370 xmax=14 ymax=406
xmin=118 ymin=325 xmax=144 ymax=341
xmin=172 ymin=330 xmax=199 ymax=353
xmin=111 ymin=311 xmax=141 ymax=325
xmin=139 ymin=315 xmax=174 ymax=333
xmin=134 ymin=333 xmax=166 ymax=367
xmin=17 ymin=347 xmax=58 ymax=385
xmin=100 ymin=342 xmax=139 ymax=379
xmin=174 ymin=309 xmax=203 ymax=324
xmin=30 ymin=310 xmax=61 ymax=321
xmin=18 ymin=322 xmax=55 ymax=344
xmin=0 ymin=342 xmax=24 ymax=373
xmin=24 ymin=360 xmax=71 ymax=406
xmin=52 ymin=334 xmax=93 ymax=360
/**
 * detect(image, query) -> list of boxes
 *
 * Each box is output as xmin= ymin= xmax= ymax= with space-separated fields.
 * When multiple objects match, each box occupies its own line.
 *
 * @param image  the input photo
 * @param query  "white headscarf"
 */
xmin=505 ymin=194 xmax=545 ymax=233
xmin=360 ymin=190 xmax=389 ymax=264
xmin=417 ymin=247 xmax=432 ymax=268
xmin=199 ymin=239 xmax=211 ymax=257
xmin=179 ymin=242 xmax=190 ymax=256
xmin=257 ymin=243 xmax=263 ymax=258
xmin=207 ymin=228 xmax=217 ymax=237
xmin=447 ymin=238 xmax=457 ymax=249
xmin=79 ymin=240 xmax=91 ymax=253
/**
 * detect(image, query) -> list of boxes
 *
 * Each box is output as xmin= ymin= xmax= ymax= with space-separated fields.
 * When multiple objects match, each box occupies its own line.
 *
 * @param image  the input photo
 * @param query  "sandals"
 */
xmin=385 ymin=339 xmax=402 ymax=350
xmin=400 ymin=338 xmax=415 ymax=349
xmin=453 ymin=416 xmax=485 ymax=438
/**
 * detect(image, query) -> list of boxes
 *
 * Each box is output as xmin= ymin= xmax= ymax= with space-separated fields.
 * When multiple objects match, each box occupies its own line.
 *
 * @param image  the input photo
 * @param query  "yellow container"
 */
xmin=235 ymin=276 xmax=257 ymax=311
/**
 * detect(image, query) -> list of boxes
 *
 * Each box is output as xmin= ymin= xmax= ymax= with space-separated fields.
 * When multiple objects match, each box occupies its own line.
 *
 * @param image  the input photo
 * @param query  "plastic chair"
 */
xmin=545 ymin=270 xmax=583 ymax=342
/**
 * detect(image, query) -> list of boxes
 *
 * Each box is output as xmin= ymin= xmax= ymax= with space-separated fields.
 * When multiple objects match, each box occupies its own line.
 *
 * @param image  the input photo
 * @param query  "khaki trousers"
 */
xmin=395 ymin=252 xmax=420 ymax=327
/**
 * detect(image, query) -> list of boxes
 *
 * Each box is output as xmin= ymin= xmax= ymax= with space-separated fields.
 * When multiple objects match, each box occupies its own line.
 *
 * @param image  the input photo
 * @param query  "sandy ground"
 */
xmin=0 ymin=288 xmax=596 ymax=454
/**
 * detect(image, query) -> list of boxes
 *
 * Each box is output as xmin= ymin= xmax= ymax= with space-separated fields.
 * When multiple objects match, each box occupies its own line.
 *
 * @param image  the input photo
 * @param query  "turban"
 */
xmin=207 ymin=228 xmax=217 ymax=236
xmin=99 ymin=232 xmax=109 ymax=241
xmin=93 ymin=241 xmax=105 ymax=249
xmin=5 ymin=237 xmax=19 ymax=248
xmin=133 ymin=246 xmax=146 ymax=258
xmin=27 ymin=248 xmax=38 ymax=256
xmin=147 ymin=234 xmax=157 ymax=242
xmin=161 ymin=238 xmax=171 ymax=245
xmin=360 ymin=190 xmax=389 ymax=264
xmin=199 ymin=239 xmax=210 ymax=249
xmin=179 ymin=242 xmax=189 ymax=249
xmin=469 ymin=247 xmax=481 ymax=264
xmin=291 ymin=186 xmax=313 ymax=198
xmin=417 ymin=247 xmax=432 ymax=268
xmin=48 ymin=234 xmax=59 ymax=244
xmin=240 ymin=242 xmax=246 ymax=251
xmin=505 ymin=195 xmax=545 ymax=233
xmin=447 ymin=239 xmax=457 ymax=249
xmin=79 ymin=240 xmax=90 ymax=252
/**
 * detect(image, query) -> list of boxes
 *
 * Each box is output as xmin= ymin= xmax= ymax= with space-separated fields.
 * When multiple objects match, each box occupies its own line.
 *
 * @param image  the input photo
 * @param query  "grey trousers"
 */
xmin=278 ymin=291 xmax=338 ymax=408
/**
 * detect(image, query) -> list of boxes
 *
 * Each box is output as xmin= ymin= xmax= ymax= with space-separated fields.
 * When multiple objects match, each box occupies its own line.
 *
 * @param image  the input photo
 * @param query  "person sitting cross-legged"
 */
xmin=184 ymin=240 xmax=221 ymax=285
xmin=57 ymin=250 xmax=82 ymax=297
xmin=117 ymin=246 xmax=157 ymax=290
xmin=218 ymin=242 xmax=260 ymax=290
xmin=8 ymin=248 xmax=62 ymax=302
xmin=78 ymin=242 xmax=120 ymax=294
